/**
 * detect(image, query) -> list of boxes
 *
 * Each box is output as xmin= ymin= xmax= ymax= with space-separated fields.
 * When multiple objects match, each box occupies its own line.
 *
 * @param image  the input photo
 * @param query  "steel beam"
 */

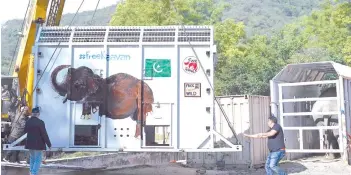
xmin=278 ymin=80 xmax=338 ymax=87
xmin=281 ymin=97 xmax=338 ymax=103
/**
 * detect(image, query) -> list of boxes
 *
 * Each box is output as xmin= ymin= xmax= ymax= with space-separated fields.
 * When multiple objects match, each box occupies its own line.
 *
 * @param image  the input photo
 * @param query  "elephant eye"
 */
xmin=74 ymin=81 xmax=81 ymax=88
xmin=74 ymin=80 xmax=86 ymax=89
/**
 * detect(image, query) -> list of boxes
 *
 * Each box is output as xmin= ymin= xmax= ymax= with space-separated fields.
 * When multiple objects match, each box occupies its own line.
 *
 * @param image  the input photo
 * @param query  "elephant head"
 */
xmin=51 ymin=65 xmax=101 ymax=103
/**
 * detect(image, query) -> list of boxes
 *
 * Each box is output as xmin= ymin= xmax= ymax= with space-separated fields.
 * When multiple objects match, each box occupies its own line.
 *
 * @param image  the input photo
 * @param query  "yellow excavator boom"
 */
xmin=12 ymin=0 xmax=65 ymax=110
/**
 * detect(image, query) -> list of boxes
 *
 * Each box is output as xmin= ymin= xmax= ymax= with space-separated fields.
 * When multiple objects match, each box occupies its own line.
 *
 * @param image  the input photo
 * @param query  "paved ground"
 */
xmin=54 ymin=156 xmax=351 ymax=175
xmin=2 ymin=156 xmax=351 ymax=175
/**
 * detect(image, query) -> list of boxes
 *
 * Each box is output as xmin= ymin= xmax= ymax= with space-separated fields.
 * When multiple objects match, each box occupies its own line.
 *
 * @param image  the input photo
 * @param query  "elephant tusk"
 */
xmin=62 ymin=94 xmax=68 ymax=103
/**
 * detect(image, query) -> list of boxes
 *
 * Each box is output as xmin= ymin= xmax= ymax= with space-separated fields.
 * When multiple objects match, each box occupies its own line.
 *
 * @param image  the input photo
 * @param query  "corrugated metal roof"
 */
xmin=272 ymin=61 xmax=351 ymax=83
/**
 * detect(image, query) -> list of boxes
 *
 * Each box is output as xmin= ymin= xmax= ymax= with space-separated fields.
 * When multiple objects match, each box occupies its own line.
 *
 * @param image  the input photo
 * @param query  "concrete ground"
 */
xmin=2 ymin=156 xmax=351 ymax=175
xmin=53 ymin=156 xmax=351 ymax=175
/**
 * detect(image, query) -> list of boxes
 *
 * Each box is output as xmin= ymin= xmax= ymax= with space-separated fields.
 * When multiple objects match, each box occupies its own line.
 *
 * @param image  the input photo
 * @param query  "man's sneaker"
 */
xmin=2 ymin=158 xmax=9 ymax=162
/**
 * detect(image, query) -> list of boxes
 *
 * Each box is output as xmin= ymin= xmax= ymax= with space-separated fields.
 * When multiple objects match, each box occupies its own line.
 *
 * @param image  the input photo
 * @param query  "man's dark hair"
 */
xmin=268 ymin=116 xmax=278 ymax=123
xmin=32 ymin=107 xmax=40 ymax=113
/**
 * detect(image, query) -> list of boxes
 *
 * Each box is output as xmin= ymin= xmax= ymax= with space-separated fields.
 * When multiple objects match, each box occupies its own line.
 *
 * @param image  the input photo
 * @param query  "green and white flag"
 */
xmin=145 ymin=59 xmax=171 ymax=77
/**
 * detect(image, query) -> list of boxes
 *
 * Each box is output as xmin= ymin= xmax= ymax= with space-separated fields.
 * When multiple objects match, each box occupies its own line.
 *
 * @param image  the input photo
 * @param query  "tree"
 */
xmin=343 ymin=36 xmax=351 ymax=65
xmin=110 ymin=0 xmax=247 ymax=95
xmin=281 ymin=1 xmax=351 ymax=64
xmin=110 ymin=0 xmax=227 ymax=26
xmin=218 ymin=1 xmax=351 ymax=95
xmin=215 ymin=35 xmax=285 ymax=95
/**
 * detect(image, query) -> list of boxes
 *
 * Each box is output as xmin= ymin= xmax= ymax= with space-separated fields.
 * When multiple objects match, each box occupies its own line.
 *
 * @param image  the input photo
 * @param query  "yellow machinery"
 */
xmin=1 ymin=0 xmax=66 ymax=139
xmin=6 ymin=0 xmax=66 ymax=112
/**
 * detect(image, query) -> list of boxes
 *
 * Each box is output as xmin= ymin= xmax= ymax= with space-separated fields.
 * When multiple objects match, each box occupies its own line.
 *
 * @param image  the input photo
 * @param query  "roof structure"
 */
xmin=272 ymin=61 xmax=351 ymax=83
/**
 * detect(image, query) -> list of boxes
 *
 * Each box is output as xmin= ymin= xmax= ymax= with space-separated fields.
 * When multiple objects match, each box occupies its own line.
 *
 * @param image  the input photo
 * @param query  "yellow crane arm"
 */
xmin=13 ymin=0 xmax=65 ymax=109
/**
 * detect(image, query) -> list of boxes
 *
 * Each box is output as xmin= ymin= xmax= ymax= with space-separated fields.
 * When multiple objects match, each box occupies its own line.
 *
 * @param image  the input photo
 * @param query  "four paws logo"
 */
xmin=182 ymin=56 xmax=199 ymax=74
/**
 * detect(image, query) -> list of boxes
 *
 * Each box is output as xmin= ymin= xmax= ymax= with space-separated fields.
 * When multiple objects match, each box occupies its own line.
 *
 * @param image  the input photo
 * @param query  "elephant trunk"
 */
xmin=51 ymin=65 xmax=70 ymax=97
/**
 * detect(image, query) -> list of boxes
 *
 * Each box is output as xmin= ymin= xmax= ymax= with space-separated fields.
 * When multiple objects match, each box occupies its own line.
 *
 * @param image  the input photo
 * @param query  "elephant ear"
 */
xmin=87 ymin=78 xmax=99 ymax=94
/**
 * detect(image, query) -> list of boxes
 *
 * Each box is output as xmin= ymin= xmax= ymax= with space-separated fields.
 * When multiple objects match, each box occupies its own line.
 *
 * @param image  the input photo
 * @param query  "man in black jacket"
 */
xmin=244 ymin=115 xmax=287 ymax=175
xmin=24 ymin=107 xmax=51 ymax=175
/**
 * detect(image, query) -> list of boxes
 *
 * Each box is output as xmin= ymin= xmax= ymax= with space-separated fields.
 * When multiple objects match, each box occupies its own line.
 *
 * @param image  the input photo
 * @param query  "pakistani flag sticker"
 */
xmin=144 ymin=59 xmax=171 ymax=77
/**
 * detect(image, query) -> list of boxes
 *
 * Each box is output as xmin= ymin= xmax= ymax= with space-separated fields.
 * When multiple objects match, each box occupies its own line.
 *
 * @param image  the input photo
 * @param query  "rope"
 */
xmin=31 ymin=0 xmax=86 ymax=95
xmin=7 ymin=0 xmax=31 ymax=75
xmin=169 ymin=0 xmax=240 ymax=145
xmin=89 ymin=0 xmax=101 ymax=25
xmin=41 ymin=0 xmax=103 ymax=91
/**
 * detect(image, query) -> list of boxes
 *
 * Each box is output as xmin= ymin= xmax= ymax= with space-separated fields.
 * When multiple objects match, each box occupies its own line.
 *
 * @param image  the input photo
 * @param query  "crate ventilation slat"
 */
xmin=37 ymin=26 xmax=212 ymax=43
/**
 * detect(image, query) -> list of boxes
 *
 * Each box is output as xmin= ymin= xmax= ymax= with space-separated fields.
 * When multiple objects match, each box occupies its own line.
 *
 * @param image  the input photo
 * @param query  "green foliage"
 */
xmin=1 ymin=20 xmax=22 ymax=75
xmin=215 ymin=35 xmax=285 ymax=95
xmin=284 ymin=2 xmax=351 ymax=65
xmin=1 ymin=5 xmax=116 ymax=75
xmin=216 ymin=1 xmax=351 ymax=95
xmin=343 ymin=36 xmax=351 ymax=65
xmin=1 ymin=0 xmax=350 ymax=96
xmin=110 ymin=0 xmax=227 ymax=26
xmin=223 ymin=0 xmax=330 ymax=36
xmin=111 ymin=0 xmax=351 ymax=96
xmin=213 ymin=19 xmax=246 ymax=74
xmin=1 ymin=0 xmax=343 ymax=73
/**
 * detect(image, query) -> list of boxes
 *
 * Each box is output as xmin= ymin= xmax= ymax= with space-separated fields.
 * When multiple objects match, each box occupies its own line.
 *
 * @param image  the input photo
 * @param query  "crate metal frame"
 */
xmin=3 ymin=26 xmax=242 ymax=153
xmin=278 ymin=80 xmax=343 ymax=153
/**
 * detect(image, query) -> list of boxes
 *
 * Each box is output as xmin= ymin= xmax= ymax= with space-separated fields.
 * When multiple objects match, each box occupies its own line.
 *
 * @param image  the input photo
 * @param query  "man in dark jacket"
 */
xmin=24 ymin=107 xmax=51 ymax=175
xmin=244 ymin=115 xmax=287 ymax=175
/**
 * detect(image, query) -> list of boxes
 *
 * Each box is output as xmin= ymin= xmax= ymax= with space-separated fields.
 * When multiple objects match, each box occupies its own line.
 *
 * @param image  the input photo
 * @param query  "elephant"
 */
xmin=51 ymin=65 xmax=154 ymax=138
xmin=311 ymin=86 xmax=340 ymax=158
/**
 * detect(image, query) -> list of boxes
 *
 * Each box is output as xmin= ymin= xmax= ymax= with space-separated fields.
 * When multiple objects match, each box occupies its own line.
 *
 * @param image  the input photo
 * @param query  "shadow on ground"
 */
xmin=276 ymin=161 xmax=307 ymax=174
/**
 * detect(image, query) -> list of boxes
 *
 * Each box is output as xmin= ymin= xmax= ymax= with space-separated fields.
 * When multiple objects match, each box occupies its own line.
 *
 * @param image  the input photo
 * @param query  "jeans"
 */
xmin=265 ymin=150 xmax=287 ymax=175
xmin=29 ymin=150 xmax=42 ymax=175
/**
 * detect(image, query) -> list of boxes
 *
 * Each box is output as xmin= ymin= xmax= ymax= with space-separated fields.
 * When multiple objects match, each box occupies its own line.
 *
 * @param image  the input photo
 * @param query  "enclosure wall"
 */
xmin=271 ymin=77 xmax=348 ymax=160
xmin=279 ymin=84 xmax=321 ymax=160
xmin=187 ymin=95 xmax=270 ymax=167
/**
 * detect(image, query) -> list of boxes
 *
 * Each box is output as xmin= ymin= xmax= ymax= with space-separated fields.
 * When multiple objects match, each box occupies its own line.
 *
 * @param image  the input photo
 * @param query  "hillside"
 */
xmin=224 ymin=0 xmax=326 ymax=36
xmin=1 ymin=5 xmax=117 ymax=75
xmin=0 ymin=0 xmax=341 ymax=74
